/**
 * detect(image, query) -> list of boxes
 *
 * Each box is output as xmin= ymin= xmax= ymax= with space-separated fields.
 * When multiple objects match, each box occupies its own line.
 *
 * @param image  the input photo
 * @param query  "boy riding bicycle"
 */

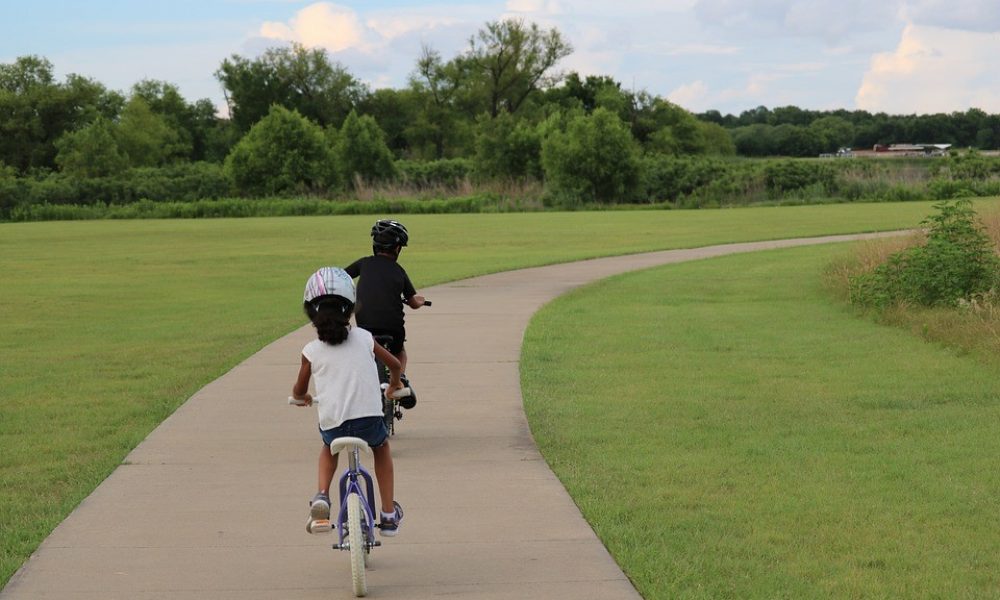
xmin=345 ymin=219 xmax=427 ymax=408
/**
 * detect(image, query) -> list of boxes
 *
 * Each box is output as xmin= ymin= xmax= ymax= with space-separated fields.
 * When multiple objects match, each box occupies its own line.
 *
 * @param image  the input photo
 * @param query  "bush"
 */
xmin=395 ymin=159 xmax=472 ymax=188
xmin=224 ymin=105 xmax=336 ymax=196
xmin=763 ymin=160 xmax=835 ymax=197
xmin=851 ymin=199 xmax=1000 ymax=307
xmin=473 ymin=112 xmax=542 ymax=180
xmin=336 ymin=110 xmax=396 ymax=187
xmin=541 ymin=108 xmax=641 ymax=205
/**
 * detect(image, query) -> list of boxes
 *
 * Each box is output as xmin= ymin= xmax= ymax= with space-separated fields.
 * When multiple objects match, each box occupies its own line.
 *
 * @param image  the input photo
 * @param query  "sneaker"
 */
xmin=379 ymin=501 xmax=404 ymax=537
xmin=310 ymin=492 xmax=331 ymax=521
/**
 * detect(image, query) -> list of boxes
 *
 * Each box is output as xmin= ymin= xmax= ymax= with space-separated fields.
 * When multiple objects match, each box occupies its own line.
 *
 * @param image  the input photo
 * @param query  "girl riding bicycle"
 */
xmin=291 ymin=267 xmax=405 ymax=536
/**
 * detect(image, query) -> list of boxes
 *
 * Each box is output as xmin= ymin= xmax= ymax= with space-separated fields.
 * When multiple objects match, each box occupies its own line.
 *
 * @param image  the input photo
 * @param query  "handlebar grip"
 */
xmin=423 ymin=300 xmax=431 ymax=307
xmin=288 ymin=396 xmax=308 ymax=406
xmin=390 ymin=387 xmax=412 ymax=399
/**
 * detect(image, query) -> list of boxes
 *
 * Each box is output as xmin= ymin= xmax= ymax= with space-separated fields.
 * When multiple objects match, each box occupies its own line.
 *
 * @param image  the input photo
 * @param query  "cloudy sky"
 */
xmin=3 ymin=0 xmax=1000 ymax=116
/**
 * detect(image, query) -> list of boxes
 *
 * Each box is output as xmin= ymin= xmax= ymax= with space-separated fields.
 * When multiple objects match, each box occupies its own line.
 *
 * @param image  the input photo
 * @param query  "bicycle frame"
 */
xmin=334 ymin=446 xmax=378 ymax=551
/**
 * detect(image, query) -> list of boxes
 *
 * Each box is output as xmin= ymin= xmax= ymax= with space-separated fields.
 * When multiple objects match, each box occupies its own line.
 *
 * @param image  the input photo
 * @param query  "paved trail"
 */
xmin=2 ymin=233 xmax=899 ymax=599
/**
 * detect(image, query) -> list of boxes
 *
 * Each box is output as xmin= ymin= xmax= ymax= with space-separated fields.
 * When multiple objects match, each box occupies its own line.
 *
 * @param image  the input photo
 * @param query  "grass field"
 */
xmin=521 ymin=244 xmax=1000 ymax=599
xmin=1 ymin=200 xmax=997 ymax=589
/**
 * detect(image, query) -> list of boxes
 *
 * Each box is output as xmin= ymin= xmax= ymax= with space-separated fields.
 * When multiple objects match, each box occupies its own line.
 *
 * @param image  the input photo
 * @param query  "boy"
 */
xmin=345 ymin=220 xmax=426 ymax=408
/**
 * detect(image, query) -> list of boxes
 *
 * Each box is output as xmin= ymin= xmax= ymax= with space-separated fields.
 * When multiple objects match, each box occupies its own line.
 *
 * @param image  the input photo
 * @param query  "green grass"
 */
xmin=0 ymin=201 xmax=995 ymax=588
xmin=521 ymin=244 xmax=1000 ymax=599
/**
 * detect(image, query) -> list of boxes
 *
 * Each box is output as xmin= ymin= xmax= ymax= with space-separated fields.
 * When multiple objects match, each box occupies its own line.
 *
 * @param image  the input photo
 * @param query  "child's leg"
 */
xmin=318 ymin=444 xmax=338 ymax=495
xmin=372 ymin=443 xmax=395 ymax=513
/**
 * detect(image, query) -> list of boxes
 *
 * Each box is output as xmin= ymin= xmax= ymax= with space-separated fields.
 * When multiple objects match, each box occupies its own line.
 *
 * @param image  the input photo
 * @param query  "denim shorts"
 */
xmin=320 ymin=416 xmax=388 ymax=448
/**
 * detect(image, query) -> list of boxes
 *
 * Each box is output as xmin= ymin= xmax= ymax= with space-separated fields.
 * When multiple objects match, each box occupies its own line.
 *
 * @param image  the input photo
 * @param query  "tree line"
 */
xmin=3 ymin=17 xmax=1000 ymax=215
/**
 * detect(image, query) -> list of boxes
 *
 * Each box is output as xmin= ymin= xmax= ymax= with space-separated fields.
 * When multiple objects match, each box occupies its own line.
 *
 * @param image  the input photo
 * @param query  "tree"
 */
xmin=357 ymin=87 xmax=419 ymax=157
xmin=116 ymin=96 xmax=187 ymax=167
xmin=405 ymin=45 xmax=476 ymax=159
xmin=216 ymin=44 xmax=367 ymax=132
xmin=808 ymin=116 xmax=855 ymax=153
xmin=465 ymin=19 xmax=572 ymax=118
xmin=335 ymin=110 xmax=396 ymax=187
xmin=223 ymin=105 xmax=336 ymax=196
xmin=54 ymin=117 xmax=128 ymax=177
xmin=131 ymin=79 xmax=231 ymax=162
xmin=0 ymin=56 xmax=122 ymax=172
xmin=541 ymin=107 xmax=640 ymax=204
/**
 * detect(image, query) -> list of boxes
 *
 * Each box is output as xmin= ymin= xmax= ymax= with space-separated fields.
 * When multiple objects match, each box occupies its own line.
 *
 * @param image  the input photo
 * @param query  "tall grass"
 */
xmin=825 ymin=205 xmax=1000 ymax=362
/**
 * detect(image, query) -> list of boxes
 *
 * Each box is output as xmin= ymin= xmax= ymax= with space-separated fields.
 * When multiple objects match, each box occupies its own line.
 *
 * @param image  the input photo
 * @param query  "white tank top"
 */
xmin=302 ymin=327 xmax=383 ymax=430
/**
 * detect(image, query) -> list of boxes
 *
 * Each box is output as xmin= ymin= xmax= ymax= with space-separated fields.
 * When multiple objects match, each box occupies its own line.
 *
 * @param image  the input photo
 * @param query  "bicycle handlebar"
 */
xmin=288 ymin=387 xmax=411 ymax=406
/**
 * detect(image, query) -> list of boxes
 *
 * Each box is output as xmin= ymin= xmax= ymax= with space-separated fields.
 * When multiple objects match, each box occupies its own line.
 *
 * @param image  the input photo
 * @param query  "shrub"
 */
xmin=395 ymin=159 xmax=472 ymax=188
xmin=473 ymin=112 xmax=542 ymax=180
xmin=336 ymin=110 xmax=396 ymax=187
xmin=541 ymin=107 xmax=641 ymax=205
xmin=850 ymin=199 xmax=1000 ymax=307
xmin=224 ymin=105 xmax=336 ymax=196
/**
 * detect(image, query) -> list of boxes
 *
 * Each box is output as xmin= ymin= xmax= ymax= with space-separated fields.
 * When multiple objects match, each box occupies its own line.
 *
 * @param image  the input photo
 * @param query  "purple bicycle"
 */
xmin=327 ymin=436 xmax=380 ymax=596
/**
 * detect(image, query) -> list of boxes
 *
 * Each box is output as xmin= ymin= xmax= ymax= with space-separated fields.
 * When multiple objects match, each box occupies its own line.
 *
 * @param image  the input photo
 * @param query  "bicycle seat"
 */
xmin=328 ymin=437 xmax=373 ymax=456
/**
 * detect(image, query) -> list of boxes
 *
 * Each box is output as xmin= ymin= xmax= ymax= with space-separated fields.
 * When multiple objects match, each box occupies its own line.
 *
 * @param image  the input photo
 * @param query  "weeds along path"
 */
xmin=1 ymin=232 xmax=903 ymax=600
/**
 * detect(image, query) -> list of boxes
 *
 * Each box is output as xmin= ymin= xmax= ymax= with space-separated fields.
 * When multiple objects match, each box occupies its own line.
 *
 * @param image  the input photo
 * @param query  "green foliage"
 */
xmin=7 ymin=193 xmax=540 ymax=221
xmin=395 ymin=158 xmax=472 ymax=188
xmin=224 ymin=105 xmax=335 ymax=196
xmin=0 ymin=163 xmax=231 ymax=219
xmin=116 ymin=96 xmax=189 ymax=167
xmin=851 ymin=199 xmax=1000 ymax=307
xmin=215 ymin=43 xmax=366 ymax=132
xmin=763 ymin=160 xmax=835 ymax=196
xmin=465 ymin=18 xmax=573 ymax=117
xmin=541 ymin=107 xmax=640 ymax=205
xmin=472 ymin=112 xmax=542 ymax=180
xmin=54 ymin=117 xmax=129 ymax=178
xmin=0 ymin=56 xmax=124 ymax=172
xmin=335 ymin=110 xmax=396 ymax=187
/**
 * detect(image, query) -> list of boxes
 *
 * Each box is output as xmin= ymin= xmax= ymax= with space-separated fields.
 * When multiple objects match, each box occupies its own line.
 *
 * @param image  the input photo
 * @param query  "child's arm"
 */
xmin=291 ymin=354 xmax=313 ymax=406
xmin=373 ymin=343 xmax=404 ymax=397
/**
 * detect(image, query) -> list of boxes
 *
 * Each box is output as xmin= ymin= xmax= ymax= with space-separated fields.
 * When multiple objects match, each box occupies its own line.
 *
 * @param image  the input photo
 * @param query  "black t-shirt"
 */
xmin=344 ymin=255 xmax=416 ymax=331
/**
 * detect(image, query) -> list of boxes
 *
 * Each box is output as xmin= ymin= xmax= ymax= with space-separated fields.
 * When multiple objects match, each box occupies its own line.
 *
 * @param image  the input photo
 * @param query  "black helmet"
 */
xmin=371 ymin=219 xmax=409 ymax=250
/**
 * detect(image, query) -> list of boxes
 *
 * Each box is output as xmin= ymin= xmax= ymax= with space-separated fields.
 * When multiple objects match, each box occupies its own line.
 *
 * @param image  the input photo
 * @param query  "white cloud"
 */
xmin=259 ymin=3 xmax=371 ymax=52
xmin=856 ymin=23 xmax=1000 ymax=113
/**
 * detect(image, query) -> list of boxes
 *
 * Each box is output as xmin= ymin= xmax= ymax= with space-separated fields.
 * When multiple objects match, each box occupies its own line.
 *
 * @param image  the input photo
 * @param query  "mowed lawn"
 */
xmin=521 ymin=243 xmax=1000 ymax=599
xmin=0 ymin=201 xmax=992 ymax=588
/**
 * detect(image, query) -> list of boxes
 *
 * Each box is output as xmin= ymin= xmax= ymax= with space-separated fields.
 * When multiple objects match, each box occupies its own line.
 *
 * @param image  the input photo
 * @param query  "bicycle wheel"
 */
xmin=347 ymin=493 xmax=368 ymax=597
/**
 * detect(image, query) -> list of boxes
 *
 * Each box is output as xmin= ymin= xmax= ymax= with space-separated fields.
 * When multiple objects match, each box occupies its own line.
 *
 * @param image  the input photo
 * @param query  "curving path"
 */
xmin=2 ymin=233 xmax=902 ymax=599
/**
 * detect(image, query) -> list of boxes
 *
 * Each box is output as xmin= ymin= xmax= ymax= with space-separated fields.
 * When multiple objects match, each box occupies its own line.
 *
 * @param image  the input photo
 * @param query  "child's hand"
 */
xmin=288 ymin=394 xmax=313 ymax=406
xmin=384 ymin=381 xmax=404 ymax=399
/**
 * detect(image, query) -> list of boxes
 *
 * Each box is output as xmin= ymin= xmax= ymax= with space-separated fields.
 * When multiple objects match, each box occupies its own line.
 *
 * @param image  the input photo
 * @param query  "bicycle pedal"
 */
xmin=394 ymin=410 xmax=402 ymax=420
xmin=307 ymin=519 xmax=332 ymax=534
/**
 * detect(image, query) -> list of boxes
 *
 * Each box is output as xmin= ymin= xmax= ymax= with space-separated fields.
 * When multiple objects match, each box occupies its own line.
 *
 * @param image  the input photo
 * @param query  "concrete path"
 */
xmin=2 ymin=233 xmax=900 ymax=599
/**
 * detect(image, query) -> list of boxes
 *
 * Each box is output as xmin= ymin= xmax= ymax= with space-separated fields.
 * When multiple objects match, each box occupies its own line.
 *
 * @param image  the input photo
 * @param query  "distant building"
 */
xmin=873 ymin=143 xmax=952 ymax=156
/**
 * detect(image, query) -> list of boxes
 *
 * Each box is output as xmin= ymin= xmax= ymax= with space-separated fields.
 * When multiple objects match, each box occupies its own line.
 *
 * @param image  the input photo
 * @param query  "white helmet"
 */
xmin=303 ymin=267 xmax=356 ymax=305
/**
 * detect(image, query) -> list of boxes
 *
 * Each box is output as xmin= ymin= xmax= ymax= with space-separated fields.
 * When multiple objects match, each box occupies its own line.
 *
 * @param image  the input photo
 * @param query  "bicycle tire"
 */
xmin=347 ymin=493 xmax=368 ymax=597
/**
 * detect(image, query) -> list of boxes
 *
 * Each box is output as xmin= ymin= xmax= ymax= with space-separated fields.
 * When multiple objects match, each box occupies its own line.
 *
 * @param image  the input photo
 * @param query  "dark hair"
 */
xmin=304 ymin=295 xmax=354 ymax=345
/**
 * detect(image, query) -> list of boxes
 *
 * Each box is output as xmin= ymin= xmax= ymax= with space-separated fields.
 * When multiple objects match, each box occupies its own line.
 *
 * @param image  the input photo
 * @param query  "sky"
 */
xmin=3 ymin=0 xmax=1000 ymax=117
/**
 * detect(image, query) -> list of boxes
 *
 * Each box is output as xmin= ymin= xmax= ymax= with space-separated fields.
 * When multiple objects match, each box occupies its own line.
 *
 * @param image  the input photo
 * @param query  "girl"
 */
xmin=291 ymin=267 xmax=405 ymax=536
